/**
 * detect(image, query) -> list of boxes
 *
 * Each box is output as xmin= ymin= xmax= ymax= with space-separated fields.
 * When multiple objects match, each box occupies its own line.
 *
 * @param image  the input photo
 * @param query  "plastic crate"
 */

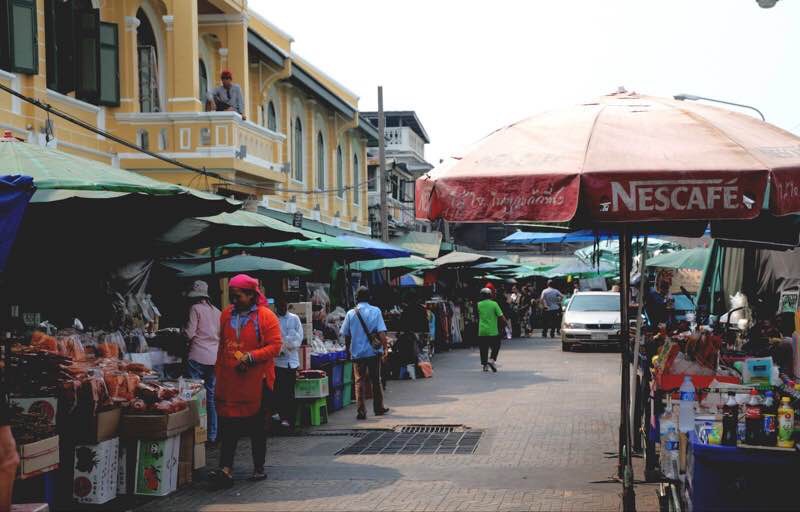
xmin=331 ymin=386 xmax=344 ymax=412
xmin=331 ymin=363 xmax=344 ymax=388
xmin=685 ymin=431 xmax=800 ymax=511
xmin=342 ymin=382 xmax=352 ymax=406
xmin=342 ymin=361 xmax=353 ymax=384
xmin=294 ymin=377 xmax=329 ymax=398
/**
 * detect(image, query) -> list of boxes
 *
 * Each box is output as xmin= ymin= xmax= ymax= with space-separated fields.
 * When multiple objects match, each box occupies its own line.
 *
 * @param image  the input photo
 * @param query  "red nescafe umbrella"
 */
xmin=416 ymin=92 xmax=800 ymax=225
xmin=416 ymin=92 xmax=800 ymax=510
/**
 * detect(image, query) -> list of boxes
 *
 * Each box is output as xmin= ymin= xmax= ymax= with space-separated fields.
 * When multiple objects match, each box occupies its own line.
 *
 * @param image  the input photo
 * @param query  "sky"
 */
xmin=250 ymin=0 xmax=800 ymax=166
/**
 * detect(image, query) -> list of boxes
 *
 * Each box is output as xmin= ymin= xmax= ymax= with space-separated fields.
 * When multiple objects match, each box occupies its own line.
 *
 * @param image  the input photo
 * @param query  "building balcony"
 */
xmin=113 ymin=111 xmax=287 ymax=185
xmin=384 ymin=126 xmax=425 ymax=160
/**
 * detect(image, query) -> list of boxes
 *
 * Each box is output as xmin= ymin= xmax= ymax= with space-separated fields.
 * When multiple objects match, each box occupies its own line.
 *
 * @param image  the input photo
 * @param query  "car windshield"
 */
xmin=568 ymin=295 xmax=620 ymax=312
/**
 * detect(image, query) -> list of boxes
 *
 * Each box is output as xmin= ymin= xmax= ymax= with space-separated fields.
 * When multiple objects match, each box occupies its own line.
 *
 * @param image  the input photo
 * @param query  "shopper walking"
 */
xmin=273 ymin=296 xmax=303 ymax=429
xmin=540 ymin=280 xmax=564 ymax=338
xmin=183 ymin=280 xmax=222 ymax=446
xmin=210 ymin=274 xmax=282 ymax=489
xmin=477 ymin=288 xmax=507 ymax=372
xmin=341 ymin=286 xmax=390 ymax=420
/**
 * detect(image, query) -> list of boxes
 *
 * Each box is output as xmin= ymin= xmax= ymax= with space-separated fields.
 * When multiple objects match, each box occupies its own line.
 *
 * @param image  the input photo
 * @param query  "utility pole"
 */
xmin=378 ymin=86 xmax=389 ymax=242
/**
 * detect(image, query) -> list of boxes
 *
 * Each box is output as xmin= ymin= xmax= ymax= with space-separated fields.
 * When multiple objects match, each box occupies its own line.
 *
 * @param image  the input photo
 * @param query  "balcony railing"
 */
xmin=384 ymin=126 xmax=425 ymax=158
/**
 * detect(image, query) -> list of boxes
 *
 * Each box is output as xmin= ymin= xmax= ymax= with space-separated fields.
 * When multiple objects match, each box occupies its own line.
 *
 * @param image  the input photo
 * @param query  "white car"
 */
xmin=561 ymin=291 xmax=621 ymax=351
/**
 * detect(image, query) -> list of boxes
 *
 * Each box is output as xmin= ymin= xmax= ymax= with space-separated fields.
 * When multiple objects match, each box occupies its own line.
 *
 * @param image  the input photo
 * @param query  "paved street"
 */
xmin=141 ymin=337 xmax=660 ymax=511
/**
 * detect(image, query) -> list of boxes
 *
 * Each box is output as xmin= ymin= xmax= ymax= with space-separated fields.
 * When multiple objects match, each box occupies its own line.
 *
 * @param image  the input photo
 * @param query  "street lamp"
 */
xmin=673 ymin=93 xmax=766 ymax=121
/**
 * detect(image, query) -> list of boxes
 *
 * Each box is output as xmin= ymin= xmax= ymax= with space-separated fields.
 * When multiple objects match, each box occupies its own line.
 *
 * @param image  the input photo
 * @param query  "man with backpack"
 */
xmin=341 ymin=286 xmax=390 ymax=420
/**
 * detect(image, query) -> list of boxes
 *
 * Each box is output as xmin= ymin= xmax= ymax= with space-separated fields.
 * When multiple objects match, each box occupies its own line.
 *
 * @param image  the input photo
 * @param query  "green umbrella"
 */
xmin=350 ymin=255 xmax=435 ymax=273
xmin=0 ymin=137 xmax=239 ymax=214
xmin=645 ymin=247 xmax=710 ymax=270
xmin=542 ymin=258 xmax=617 ymax=279
xmin=177 ymin=254 xmax=312 ymax=278
xmin=574 ymin=238 xmax=682 ymax=267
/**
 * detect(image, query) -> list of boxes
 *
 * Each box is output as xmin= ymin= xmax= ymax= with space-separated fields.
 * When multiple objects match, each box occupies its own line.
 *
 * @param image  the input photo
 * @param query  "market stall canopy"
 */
xmin=157 ymin=210 xmax=319 ymax=249
xmin=0 ymin=175 xmax=35 ymax=272
xmin=350 ymin=255 xmax=435 ymax=273
xmin=502 ymin=229 xmax=600 ymax=245
xmin=646 ymin=247 xmax=710 ymax=270
xmin=474 ymin=257 xmax=524 ymax=271
xmin=399 ymin=274 xmax=425 ymax=287
xmin=541 ymin=258 xmax=617 ymax=279
xmin=226 ymin=233 xmax=412 ymax=263
xmin=415 ymin=93 xmax=800 ymax=229
xmin=0 ymin=134 xmax=239 ymax=217
xmin=394 ymin=231 xmax=444 ymax=259
xmin=574 ymin=238 xmax=681 ymax=267
xmin=177 ymin=254 xmax=312 ymax=278
xmin=433 ymin=251 xmax=496 ymax=269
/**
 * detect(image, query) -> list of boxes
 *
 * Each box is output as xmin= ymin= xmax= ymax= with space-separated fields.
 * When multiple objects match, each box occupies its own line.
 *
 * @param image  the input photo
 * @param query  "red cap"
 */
xmin=485 ymin=282 xmax=495 ymax=290
xmin=220 ymin=69 xmax=233 ymax=79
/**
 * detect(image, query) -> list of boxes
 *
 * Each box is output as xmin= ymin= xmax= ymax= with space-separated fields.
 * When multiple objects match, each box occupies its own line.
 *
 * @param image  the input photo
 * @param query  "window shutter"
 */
xmin=99 ymin=22 xmax=119 ymax=106
xmin=75 ymin=8 xmax=100 ymax=104
xmin=8 ymin=0 xmax=38 ymax=74
xmin=44 ymin=0 xmax=76 ymax=93
xmin=44 ymin=0 xmax=56 ymax=89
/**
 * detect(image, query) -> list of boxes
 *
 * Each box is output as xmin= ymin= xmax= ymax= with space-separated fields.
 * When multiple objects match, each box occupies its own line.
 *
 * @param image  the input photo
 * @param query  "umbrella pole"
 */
xmin=619 ymin=228 xmax=636 ymax=510
xmin=210 ymin=245 xmax=218 ymax=307
xmin=631 ymin=236 xmax=648 ymax=453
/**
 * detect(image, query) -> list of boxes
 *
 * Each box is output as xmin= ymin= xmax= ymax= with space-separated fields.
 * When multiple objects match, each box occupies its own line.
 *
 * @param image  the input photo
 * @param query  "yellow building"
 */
xmin=0 ymin=0 xmax=378 ymax=235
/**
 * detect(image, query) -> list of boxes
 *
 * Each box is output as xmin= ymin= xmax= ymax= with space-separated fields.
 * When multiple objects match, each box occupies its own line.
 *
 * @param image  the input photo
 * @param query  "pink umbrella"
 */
xmin=416 ymin=92 xmax=800 ymax=225
xmin=416 ymin=92 xmax=800 ymax=510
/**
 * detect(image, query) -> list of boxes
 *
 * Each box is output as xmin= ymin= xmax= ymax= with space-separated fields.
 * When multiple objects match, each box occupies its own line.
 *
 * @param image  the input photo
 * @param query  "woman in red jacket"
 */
xmin=209 ymin=274 xmax=282 ymax=489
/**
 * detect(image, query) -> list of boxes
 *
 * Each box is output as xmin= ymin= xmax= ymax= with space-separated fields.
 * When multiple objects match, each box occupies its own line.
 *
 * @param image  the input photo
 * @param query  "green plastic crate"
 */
xmin=343 ymin=382 xmax=352 ymax=406
xmin=342 ymin=361 xmax=353 ymax=384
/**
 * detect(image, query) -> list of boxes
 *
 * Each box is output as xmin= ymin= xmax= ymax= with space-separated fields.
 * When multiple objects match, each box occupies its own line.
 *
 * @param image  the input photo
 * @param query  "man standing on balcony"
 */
xmin=212 ymin=70 xmax=246 ymax=120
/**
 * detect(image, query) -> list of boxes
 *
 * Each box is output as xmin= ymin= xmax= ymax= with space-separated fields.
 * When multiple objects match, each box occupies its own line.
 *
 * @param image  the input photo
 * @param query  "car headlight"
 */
xmin=564 ymin=322 xmax=585 ymax=329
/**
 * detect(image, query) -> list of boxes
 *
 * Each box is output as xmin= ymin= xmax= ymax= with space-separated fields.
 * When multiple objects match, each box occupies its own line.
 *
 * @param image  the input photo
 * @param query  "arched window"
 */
xmin=336 ymin=145 xmax=344 ymax=199
xmin=198 ymin=59 xmax=208 ymax=103
xmin=316 ymin=132 xmax=326 ymax=190
xmin=136 ymin=8 xmax=160 ymax=112
xmin=292 ymin=117 xmax=303 ymax=182
xmin=267 ymin=101 xmax=277 ymax=131
xmin=353 ymin=154 xmax=360 ymax=205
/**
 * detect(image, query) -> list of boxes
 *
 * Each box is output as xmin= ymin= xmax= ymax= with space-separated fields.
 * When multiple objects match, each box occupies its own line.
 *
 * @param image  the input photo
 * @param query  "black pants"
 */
xmin=354 ymin=357 xmax=385 ymax=416
xmin=219 ymin=386 xmax=270 ymax=471
xmin=273 ymin=367 xmax=297 ymax=425
xmin=478 ymin=336 xmax=501 ymax=365
xmin=542 ymin=310 xmax=560 ymax=337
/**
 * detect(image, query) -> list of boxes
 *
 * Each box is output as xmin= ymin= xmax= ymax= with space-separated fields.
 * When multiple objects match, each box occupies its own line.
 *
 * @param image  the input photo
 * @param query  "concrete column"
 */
xmin=122 ymin=14 xmax=141 ymax=112
xmin=225 ymin=15 xmax=250 ymax=120
xmin=165 ymin=0 xmax=201 ymax=112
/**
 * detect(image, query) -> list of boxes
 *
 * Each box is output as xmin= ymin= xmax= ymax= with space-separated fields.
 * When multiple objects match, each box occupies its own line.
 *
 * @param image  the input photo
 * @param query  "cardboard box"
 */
xmin=194 ymin=425 xmax=208 ymax=444
xmin=8 ymin=397 xmax=57 ymax=437
xmin=121 ymin=407 xmax=196 ymax=440
xmin=295 ymin=377 xmax=329 ymax=398
xmin=303 ymin=324 xmax=314 ymax=342
xmin=77 ymin=407 xmax=122 ymax=444
xmin=133 ymin=435 xmax=179 ymax=496
xmin=193 ymin=443 xmax=206 ymax=470
xmin=72 ymin=437 xmax=119 ymax=504
xmin=17 ymin=436 xmax=59 ymax=480
xmin=289 ymin=302 xmax=312 ymax=326
xmin=117 ymin=440 xmax=137 ymax=496
xmin=299 ymin=345 xmax=312 ymax=370
xmin=178 ymin=430 xmax=193 ymax=488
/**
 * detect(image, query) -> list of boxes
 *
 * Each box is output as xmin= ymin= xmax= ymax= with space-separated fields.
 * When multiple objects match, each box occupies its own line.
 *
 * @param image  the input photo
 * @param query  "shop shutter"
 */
xmin=75 ymin=8 xmax=100 ymax=104
xmin=7 ymin=0 xmax=38 ymax=74
xmin=98 ymin=22 xmax=119 ymax=106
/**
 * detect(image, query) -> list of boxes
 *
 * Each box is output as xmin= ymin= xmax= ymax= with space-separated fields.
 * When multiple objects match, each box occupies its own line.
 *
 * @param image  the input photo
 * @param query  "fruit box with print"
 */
xmin=133 ymin=435 xmax=180 ymax=496
xmin=72 ymin=437 xmax=118 ymax=504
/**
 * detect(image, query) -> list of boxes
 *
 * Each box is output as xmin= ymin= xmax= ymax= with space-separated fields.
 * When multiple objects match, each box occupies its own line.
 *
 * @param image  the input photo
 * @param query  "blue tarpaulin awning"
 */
xmin=0 ymin=175 xmax=35 ymax=272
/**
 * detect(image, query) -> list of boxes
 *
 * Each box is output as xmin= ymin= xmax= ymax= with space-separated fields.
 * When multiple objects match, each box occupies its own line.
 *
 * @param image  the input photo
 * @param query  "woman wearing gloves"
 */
xmin=273 ymin=296 xmax=304 ymax=429
xmin=210 ymin=274 xmax=282 ymax=488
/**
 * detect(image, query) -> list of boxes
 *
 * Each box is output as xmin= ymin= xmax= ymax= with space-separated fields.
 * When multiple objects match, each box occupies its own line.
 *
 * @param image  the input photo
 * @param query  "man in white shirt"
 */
xmin=273 ymin=296 xmax=304 ymax=429
xmin=540 ymin=280 xmax=564 ymax=338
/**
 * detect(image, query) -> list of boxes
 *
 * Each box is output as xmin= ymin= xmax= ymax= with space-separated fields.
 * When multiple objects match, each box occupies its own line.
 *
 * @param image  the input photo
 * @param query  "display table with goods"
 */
xmin=640 ymin=322 xmax=800 ymax=511
xmin=6 ymin=329 xmax=205 ymax=509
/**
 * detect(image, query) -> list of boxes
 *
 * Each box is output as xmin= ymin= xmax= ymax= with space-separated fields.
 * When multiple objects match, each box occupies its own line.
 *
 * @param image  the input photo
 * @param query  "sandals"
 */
xmin=249 ymin=468 xmax=268 ymax=482
xmin=208 ymin=469 xmax=234 ymax=490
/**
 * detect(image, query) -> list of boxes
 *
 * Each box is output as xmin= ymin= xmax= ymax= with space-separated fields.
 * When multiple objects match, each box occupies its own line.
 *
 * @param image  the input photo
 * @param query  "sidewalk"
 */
xmin=139 ymin=337 xmax=659 ymax=511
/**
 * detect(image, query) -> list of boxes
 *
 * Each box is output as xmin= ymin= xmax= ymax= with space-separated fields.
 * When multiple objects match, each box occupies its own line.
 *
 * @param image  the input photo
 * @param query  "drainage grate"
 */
xmin=336 ymin=426 xmax=482 ymax=455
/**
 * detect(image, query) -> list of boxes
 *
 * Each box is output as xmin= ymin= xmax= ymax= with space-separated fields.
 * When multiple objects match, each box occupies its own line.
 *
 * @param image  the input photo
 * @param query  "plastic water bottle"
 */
xmin=661 ymin=427 xmax=679 ymax=480
xmin=679 ymin=376 xmax=696 ymax=433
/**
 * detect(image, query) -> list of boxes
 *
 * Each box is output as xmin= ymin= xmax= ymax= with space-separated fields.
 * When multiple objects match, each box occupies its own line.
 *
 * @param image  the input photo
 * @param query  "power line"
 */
xmin=0 ymin=82 xmax=379 ymax=197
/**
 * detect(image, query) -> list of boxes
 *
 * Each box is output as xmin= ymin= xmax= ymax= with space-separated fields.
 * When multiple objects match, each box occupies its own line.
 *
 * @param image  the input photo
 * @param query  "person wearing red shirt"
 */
xmin=209 ymin=274 xmax=282 ymax=489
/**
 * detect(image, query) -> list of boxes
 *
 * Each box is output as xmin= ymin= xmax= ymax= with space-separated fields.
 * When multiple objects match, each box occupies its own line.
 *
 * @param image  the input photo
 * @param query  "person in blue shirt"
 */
xmin=340 ymin=286 xmax=390 ymax=420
